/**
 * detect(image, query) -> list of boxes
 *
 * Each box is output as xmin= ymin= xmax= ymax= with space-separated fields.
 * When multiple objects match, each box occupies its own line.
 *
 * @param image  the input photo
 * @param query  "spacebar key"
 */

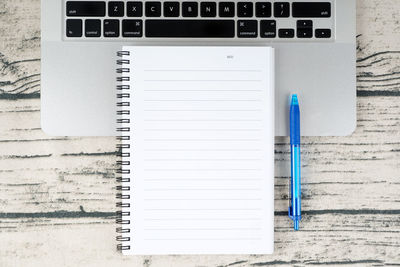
xmin=146 ymin=20 xmax=235 ymax=38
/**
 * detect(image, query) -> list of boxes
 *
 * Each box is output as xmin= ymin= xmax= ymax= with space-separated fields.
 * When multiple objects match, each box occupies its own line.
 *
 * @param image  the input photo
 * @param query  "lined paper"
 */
xmin=121 ymin=47 xmax=274 ymax=255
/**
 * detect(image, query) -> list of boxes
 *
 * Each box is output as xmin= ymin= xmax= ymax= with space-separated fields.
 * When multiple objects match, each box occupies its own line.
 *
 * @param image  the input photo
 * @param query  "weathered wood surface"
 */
xmin=0 ymin=0 xmax=399 ymax=266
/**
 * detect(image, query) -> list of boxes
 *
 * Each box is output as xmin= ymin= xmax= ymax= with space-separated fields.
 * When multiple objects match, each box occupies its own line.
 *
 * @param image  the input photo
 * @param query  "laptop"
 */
xmin=41 ymin=0 xmax=356 ymax=136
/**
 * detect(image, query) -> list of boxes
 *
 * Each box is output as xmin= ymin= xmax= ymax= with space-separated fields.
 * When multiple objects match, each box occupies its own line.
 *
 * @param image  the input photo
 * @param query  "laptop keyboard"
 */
xmin=65 ymin=1 xmax=334 ymax=40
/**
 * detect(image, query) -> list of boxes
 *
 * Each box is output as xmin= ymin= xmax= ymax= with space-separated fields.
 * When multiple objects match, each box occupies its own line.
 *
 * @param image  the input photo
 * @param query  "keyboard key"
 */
xmin=122 ymin=19 xmax=143 ymax=37
xmin=182 ymin=2 xmax=198 ymax=17
xmin=104 ymin=20 xmax=120 ymax=37
xmin=260 ymin=20 xmax=276 ymax=38
xmin=315 ymin=29 xmax=331 ymax=38
xmin=278 ymin=28 xmax=294 ymax=38
xmin=146 ymin=2 xmax=161 ymax=17
xmin=85 ymin=19 xmax=101 ymax=37
xmin=297 ymin=29 xmax=312 ymax=38
xmin=237 ymin=2 xmax=253 ymax=17
xmin=297 ymin=20 xmax=312 ymax=28
xmin=164 ymin=2 xmax=180 ymax=17
xmin=256 ymin=2 xmax=271 ymax=17
xmin=296 ymin=20 xmax=312 ymax=38
xmin=201 ymin=2 xmax=216 ymax=17
xmin=274 ymin=2 xmax=289 ymax=17
xmin=66 ymin=19 xmax=82 ymax=37
xmin=109 ymin=1 xmax=124 ymax=17
xmin=66 ymin=1 xmax=106 ymax=17
xmin=219 ymin=2 xmax=235 ymax=17
xmin=145 ymin=20 xmax=234 ymax=37
xmin=237 ymin=20 xmax=257 ymax=38
xmin=293 ymin=2 xmax=331 ymax=18
xmin=127 ymin=2 xmax=143 ymax=17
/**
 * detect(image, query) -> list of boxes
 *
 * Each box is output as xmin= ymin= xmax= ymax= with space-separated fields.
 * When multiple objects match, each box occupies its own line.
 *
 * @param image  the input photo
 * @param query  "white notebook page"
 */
xmin=121 ymin=46 xmax=275 ymax=255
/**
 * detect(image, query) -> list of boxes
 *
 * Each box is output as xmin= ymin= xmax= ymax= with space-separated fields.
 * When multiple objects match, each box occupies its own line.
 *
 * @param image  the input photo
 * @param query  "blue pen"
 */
xmin=289 ymin=94 xmax=301 ymax=230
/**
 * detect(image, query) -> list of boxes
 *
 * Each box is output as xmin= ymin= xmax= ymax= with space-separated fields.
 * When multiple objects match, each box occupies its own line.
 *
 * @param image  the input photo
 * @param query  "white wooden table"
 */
xmin=0 ymin=0 xmax=399 ymax=266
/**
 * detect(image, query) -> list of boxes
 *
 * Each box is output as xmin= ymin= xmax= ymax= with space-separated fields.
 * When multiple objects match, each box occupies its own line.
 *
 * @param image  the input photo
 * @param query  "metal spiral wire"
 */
xmin=116 ymin=51 xmax=131 ymax=251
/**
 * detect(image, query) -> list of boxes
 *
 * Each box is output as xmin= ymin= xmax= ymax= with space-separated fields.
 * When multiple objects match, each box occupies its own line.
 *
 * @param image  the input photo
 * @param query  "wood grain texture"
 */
xmin=0 ymin=0 xmax=400 ymax=266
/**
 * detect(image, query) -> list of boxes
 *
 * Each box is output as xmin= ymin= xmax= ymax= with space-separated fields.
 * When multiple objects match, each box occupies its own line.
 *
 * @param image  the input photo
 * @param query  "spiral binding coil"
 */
xmin=116 ymin=51 xmax=132 ymax=252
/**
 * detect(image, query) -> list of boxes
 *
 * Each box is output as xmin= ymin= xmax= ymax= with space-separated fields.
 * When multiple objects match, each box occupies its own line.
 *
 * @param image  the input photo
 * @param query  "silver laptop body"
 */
xmin=41 ymin=0 xmax=356 ymax=136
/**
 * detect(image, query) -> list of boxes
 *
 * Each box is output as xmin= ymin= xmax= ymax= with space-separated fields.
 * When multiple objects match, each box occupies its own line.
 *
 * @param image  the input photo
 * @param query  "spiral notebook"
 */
xmin=116 ymin=46 xmax=275 ymax=255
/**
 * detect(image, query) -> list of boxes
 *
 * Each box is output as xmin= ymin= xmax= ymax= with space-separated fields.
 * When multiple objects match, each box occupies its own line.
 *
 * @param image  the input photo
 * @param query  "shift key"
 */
xmin=66 ymin=1 xmax=106 ymax=17
xmin=292 ymin=2 xmax=331 ymax=18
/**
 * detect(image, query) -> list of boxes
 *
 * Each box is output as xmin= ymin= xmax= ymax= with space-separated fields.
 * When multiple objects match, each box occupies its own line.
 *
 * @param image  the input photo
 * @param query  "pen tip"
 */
xmin=294 ymin=220 xmax=300 ymax=231
xmin=291 ymin=94 xmax=299 ymax=106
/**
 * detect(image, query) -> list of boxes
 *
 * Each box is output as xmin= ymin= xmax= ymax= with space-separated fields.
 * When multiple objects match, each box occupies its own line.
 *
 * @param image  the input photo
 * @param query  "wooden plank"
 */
xmin=0 ymin=0 xmax=41 ymax=98
xmin=356 ymin=0 xmax=400 ymax=96
xmin=0 ymin=214 xmax=399 ymax=266
xmin=1 ymin=96 xmax=398 ymax=213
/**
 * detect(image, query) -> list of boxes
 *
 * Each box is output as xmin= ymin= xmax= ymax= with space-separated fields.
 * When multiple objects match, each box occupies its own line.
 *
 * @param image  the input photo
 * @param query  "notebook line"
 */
xmin=144 ymin=89 xmax=262 ymax=92
xmin=144 ymin=198 xmax=262 ymax=201
xmin=143 ymin=99 xmax=261 ymax=102
xmin=143 ymin=188 xmax=261 ymax=191
xmin=144 ymin=218 xmax=262 ymax=221
xmin=144 ymin=139 xmax=261 ymax=141
xmin=144 ymin=208 xmax=262 ymax=211
xmin=144 ymin=149 xmax=262 ymax=151
xmin=144 ymin=80 xmax=262 ymax=82
xmin=144 ymin=169 xmax=262 ymax=171
xmin=144 ymin=238 xmax=262 ymax=241
xmin=144 ymin=228 xmax=262 ymax=231
xmin=143 ymin=120 xmax=262 ymax=122
xmin=144 ymin=129 xmax=261 ymax=131
xmin=144 ymin=69 xmax=262 ymax=72
xmin=143 ymin=178 xmax=262 ymax=181
xmin=143 ymin=109 xmax=263 ymax=112
xmin=144 ymin=159 xmax=261 ymax=161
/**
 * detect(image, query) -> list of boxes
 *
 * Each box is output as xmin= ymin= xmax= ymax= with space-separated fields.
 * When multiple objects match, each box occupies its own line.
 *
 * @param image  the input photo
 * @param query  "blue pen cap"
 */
xmin=290 ymin=94 xmax=300 ymax=145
